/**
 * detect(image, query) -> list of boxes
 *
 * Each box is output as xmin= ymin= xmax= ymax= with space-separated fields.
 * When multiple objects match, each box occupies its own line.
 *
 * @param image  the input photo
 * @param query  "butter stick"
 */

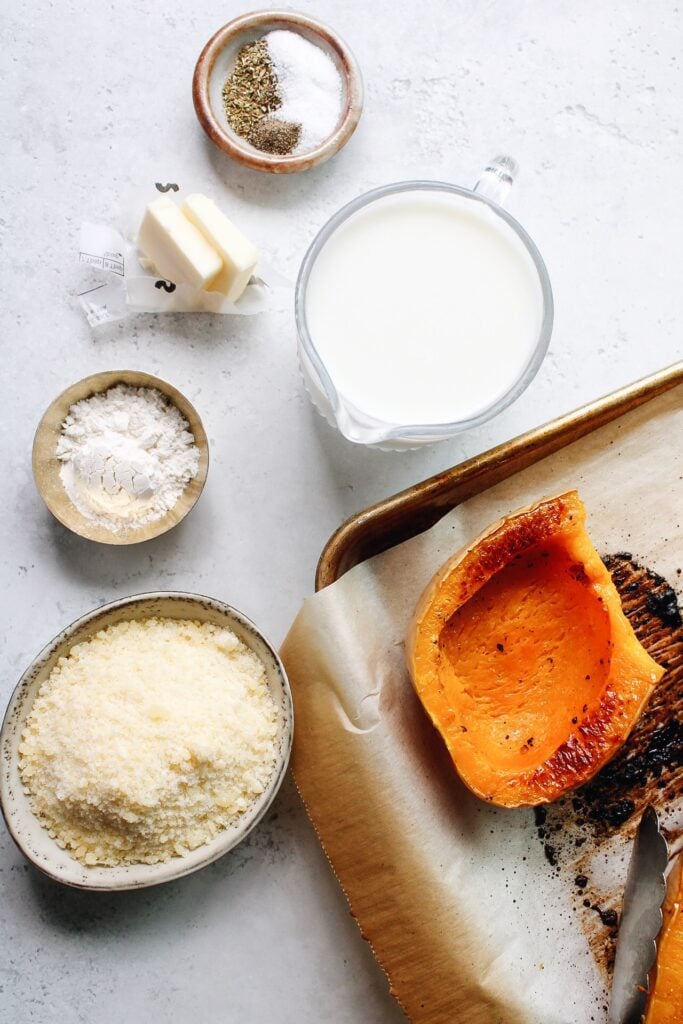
xmin=137 ymin=197 xmax=222 ymax=290
xmin=181 ymin=193 xmax=259 ymax=304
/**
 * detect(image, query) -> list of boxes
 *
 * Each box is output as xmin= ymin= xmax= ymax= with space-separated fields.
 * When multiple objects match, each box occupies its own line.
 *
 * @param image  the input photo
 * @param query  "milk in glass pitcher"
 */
xmin=295 ymin=156 xmax=553 ymax=450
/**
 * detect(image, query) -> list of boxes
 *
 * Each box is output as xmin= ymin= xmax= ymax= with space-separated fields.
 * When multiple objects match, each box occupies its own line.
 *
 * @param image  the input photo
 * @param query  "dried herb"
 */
xmin=222 ymin=41 xmax=302 ymax=156
xmin=248 ymin=117 xmax=301 ymax=155
xmin=222 ymin=40 xmax=281 ymax=139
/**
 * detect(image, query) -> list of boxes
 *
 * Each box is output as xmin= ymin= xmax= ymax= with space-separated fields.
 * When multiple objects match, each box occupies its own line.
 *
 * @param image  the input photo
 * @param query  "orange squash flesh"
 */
xmin=406 ymin=491 xmax=665 ymax=807
xmin=645 ymin=855 xmax=683 ymax=1024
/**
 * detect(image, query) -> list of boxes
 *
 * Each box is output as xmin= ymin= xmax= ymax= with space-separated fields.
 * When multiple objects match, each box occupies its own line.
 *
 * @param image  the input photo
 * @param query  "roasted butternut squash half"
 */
xmin=645 ymin=854 xmax=683 ymax=1024
xmin=407 ymin=491 xmax=664 ymax=807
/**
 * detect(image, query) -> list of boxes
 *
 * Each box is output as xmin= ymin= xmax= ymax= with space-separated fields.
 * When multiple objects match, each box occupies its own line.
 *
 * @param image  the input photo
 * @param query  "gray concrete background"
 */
xmin=1 ymin=1 xmax=681 ymax=1020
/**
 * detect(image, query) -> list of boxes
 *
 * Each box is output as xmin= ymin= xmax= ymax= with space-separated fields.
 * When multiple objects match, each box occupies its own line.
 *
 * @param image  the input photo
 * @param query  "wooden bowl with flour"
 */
xmin=32 ymin=370 xmax=209 ymax=545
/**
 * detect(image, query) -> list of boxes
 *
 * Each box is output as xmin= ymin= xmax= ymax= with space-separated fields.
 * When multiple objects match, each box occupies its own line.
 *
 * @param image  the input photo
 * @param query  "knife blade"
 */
xmin=607 ymin=806 xmax=669 ymax=1024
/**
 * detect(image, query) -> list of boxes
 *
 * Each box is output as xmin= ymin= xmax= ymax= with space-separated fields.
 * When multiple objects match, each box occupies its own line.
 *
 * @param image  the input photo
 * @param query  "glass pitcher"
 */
xmin=295 ymin=156 xmax=554 ymax=450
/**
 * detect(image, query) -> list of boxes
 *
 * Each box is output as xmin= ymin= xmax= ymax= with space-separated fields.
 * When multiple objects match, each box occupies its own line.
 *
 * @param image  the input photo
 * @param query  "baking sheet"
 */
xmin=316 ymin=365 xmax=683 ymax=587
xmin=281 ymin=385 xmax=683 ymax=1024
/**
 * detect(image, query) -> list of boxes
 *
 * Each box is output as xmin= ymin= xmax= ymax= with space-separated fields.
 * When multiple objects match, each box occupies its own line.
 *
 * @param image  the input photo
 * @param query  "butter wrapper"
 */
xmin=77 ymin=183 xmax=290 ymax=327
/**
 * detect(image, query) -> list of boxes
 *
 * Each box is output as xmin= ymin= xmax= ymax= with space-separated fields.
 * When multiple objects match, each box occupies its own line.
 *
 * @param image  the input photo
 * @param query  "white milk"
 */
xmin=304 ymin=190 xmax=545 ymax=427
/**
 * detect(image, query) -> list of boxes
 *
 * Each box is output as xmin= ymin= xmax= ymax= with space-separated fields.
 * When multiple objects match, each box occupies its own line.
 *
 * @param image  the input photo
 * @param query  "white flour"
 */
xmin=56 ymin=384 xmax=200 ymax=533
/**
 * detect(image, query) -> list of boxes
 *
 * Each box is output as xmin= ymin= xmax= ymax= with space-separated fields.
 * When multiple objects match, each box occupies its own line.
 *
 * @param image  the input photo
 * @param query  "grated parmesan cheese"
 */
xmin=19 ymin=618 xmax=279 ymax=866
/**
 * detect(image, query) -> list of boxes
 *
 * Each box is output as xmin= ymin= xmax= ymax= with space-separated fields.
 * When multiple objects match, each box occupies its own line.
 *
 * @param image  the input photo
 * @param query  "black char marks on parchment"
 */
xmin=574 ymin=555 xmax=683 ymax=833
xmin=536 ymin=555 xmax=682 ymax=976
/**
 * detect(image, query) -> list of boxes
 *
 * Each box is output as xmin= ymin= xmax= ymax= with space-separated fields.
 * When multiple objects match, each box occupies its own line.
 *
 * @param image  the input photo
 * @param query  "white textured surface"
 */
xmin=1 ymin=1 xmax=681 ymax=1021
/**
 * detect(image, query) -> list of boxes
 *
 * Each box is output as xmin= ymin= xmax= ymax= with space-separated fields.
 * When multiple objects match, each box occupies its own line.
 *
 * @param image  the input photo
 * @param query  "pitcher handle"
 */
xmin=473 ymin=155 xmax=518 ymax=207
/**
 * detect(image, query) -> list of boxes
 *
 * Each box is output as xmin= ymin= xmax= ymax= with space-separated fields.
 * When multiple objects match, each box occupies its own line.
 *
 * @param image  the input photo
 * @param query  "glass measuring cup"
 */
xmin=295 ymin=156 xmax=554 ymax=450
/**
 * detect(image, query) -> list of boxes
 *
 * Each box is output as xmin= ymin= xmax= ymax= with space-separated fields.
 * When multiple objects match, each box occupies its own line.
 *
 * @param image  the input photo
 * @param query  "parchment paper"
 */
xmin=281 ymin=385 xmax=683 ymax=1024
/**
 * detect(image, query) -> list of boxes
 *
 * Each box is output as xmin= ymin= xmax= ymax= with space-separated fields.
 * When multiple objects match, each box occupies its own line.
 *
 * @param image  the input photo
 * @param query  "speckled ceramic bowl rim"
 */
xmin=192 ymin=9 xmax=363 ymax=173
xmin=0 ymin=593 xmax=294 ymax=891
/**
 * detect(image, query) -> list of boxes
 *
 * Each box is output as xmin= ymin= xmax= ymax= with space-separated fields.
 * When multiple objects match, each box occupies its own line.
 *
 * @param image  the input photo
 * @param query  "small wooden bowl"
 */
xmin=0 ymin=593 xmax=294 ymax=890
xmin=32 ymin=370 xmax=209 ymax=545
xmin=193 ymin=10 xmax=363 ymax=173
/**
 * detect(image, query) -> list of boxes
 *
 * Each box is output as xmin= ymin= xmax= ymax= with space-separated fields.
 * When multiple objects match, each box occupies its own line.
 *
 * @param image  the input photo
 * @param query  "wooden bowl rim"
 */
xmin=32 ymin=370 xmax=209 ymax=545
xmin=192 ymin=9 xmax=363 ymax=174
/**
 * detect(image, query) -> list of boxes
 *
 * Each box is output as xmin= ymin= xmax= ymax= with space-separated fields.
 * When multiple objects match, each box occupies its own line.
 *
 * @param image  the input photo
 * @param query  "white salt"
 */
xmin=266 ymin=30 xmax=343 ymax=154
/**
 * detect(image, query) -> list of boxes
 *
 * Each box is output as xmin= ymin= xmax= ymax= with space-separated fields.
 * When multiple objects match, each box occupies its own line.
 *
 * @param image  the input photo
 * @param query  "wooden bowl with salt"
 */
xmin=192 ymin=10 xmax=363 ymax=173
xmin=32 ymin=370 xmax=209 ymax=545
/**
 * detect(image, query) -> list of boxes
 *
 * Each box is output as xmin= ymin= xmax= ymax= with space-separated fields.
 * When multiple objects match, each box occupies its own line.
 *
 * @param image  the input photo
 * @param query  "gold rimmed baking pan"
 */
xmin=316 ymin=361 xmax=683 ymax=589
xmin=283 ymin=360 xmax=683 ymax=1024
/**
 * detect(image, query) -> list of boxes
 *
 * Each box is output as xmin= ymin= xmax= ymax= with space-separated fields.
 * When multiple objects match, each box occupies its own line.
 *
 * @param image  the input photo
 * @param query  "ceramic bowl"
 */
xmin=192 ymin=10 xmax=363 ymax=173
xmin=32 ymin=370 xmax=209 ymax=545
xmin=0 ymin=593 xmax=294 ymax=891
